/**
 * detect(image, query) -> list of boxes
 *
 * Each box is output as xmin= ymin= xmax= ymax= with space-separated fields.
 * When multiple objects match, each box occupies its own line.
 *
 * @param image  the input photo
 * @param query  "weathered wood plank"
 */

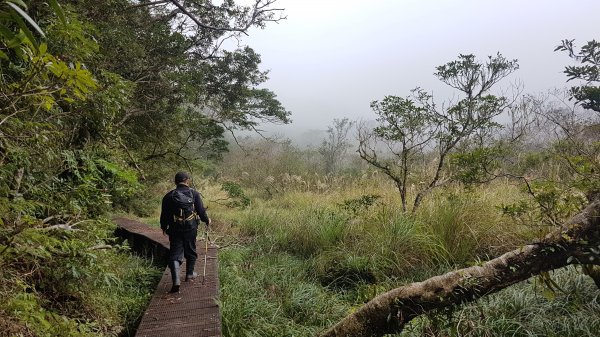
xmin=114 ymin=218 xmax=221 ymax=337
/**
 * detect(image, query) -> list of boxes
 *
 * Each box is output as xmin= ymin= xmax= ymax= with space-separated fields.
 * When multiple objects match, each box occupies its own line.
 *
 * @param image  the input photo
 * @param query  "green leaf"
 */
xmin=0 ymin=23 xmax=16 ymax=41
xmin=47 ymin=0 xmax=67 ymax=25
xmin=0 ymin=49 xmax=7 ymax=60
xmin=6 ymin=2 xmax=45 ymax=37
xmin=6 ymin=0 xmax=27 ymax=9
xmin=9 ymin=11 xmax=38 ymax=49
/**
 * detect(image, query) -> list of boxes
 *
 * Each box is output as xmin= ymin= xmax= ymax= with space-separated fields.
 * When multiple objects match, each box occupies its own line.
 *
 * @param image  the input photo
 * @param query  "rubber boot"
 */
xmin=169 ymin=260 xmax=181 ymax=293
xmin=185 ymin=262 xmax=197 ymax=281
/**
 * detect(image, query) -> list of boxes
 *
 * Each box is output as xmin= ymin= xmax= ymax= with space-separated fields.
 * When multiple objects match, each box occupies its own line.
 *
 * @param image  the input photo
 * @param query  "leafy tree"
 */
xmin=359 ymin=54 xmax=518 ymax=213
xmin=552 ymin=40 xmax=600 ymax=285
xmin=0 ymin=2 xmax=151 ymax=335
xmin=0 ymin=0 xmax=290 ymax=333
xmin=64 ymin=0 xmax=290 ymax=173
xmin=545 ymin=40 xmax=600 ymax=203
xmin=555 ymin=39 xmax=600 ymax=113
xmin=319 ymin=118 xmax=354 ymax=175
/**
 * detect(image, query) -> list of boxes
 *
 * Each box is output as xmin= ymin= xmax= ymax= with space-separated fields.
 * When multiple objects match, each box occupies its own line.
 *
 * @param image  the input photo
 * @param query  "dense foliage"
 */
xmin=556 ymin=39 xmax=600 ymax=113
xmin=0 ymin=0 xmax=288 ymax=335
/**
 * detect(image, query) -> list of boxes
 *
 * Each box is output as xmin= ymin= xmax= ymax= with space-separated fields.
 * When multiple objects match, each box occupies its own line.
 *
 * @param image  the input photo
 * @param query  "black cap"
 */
xmin=174 ymin=171 xmax=190 ymax=184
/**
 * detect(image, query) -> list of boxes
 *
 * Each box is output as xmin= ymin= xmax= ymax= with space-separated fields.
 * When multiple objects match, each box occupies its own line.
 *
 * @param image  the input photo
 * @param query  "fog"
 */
xmin=237 ymin=0 xmax=599 ymax=144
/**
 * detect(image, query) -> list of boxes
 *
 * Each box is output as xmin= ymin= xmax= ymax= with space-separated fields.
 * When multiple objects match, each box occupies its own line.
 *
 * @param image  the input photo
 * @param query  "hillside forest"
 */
xmin=1 ymin=1 xmax=600 ymax=337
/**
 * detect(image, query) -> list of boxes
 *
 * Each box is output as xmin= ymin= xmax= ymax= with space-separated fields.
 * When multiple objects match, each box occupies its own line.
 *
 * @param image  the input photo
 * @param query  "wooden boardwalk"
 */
xmin=114 ymin=217 xmax=222 ymax=337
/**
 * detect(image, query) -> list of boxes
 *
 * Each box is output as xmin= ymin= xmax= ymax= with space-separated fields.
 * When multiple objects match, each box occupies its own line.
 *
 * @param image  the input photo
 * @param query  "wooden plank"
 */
xmin=114 ymin=218 xmax=221 ymax=337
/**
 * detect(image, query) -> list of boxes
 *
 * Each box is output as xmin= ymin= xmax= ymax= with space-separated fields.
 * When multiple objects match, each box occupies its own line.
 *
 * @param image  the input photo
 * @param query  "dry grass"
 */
xmin=208 ymin=174 xmax=600 ymax=337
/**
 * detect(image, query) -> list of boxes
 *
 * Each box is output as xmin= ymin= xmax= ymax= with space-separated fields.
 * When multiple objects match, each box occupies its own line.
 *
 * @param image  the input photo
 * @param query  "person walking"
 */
xmin=160 ymin=171 xmax=211 ymax=293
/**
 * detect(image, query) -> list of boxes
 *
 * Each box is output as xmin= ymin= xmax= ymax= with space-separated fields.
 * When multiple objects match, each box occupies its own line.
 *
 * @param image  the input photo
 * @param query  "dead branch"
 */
xmin=39 ymin=224 xmax=82 ymax=231
xmin=88 ymin=244 xmax=113 ymax=250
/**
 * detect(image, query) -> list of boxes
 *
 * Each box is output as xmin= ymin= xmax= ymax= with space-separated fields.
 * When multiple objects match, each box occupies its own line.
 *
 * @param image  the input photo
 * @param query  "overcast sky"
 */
xmin=238 ymin=0 xmax=599 ymax=136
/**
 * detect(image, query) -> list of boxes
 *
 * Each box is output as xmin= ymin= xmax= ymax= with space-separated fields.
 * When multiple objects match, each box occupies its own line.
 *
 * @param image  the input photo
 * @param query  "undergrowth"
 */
xmin=213 ymin=179 xmax=600 ymax=337
xmin=219 ymin=248 xmax=349 ymax=336
xmin=0 ymin=219 xmax=162 ymax=337
xmin=400 ymin=267 xmax=600 ymax=337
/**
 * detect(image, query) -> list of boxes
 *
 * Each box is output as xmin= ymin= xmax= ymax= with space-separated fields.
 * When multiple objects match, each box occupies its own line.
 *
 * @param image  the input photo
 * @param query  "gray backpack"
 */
xmin=171 ymin=189 xmax=197 ymax=227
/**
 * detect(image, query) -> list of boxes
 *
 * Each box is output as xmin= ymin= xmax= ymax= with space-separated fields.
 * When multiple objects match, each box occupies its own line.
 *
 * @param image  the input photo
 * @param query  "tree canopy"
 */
xmin=556 ymin=39 xmax=600 ymax=113
xmin=359 ymin=53 xmax=518 ymax=213
xmin=0 ymin=0 xmax=288 ymax=334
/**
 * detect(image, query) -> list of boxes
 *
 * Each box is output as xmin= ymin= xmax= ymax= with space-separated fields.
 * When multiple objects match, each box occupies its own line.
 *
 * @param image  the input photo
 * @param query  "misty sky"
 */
xmin=239 ymin=0 xmax=599 ymax=136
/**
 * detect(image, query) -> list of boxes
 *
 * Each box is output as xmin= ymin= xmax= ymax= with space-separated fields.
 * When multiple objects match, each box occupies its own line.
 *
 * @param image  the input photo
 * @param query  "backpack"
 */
xmin=171 ymin=189 xmax=198 ymax=228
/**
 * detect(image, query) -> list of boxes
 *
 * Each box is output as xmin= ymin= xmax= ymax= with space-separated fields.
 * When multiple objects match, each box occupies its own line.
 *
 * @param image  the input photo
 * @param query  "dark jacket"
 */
xmin=160 ymin=184 xmax=209 ymax=233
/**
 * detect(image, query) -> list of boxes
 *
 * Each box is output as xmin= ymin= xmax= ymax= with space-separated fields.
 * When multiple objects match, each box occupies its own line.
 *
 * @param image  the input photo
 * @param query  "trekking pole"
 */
xmin=202 ymin=222 xmax=209 ymax=284
xmin=186 ymin=169 xmax=211 ymax=284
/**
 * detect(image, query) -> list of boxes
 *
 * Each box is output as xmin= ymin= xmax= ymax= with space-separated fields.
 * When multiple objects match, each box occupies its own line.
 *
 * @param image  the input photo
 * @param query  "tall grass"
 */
xmin=210 ymin=178 xmax=599 ymax=336
xmin=417 ymin=183 xmax=531 ymax=265
xmin=219 ymin=248 xmax=349 ymax=337
xmin=399 ymin=267 xmax=600 ymax=337
xmin=216 ymin=180 xmax=529 ymax=282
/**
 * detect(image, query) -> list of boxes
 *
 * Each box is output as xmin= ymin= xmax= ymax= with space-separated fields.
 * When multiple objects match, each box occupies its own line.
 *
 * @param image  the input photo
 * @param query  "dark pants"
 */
xmin=168 ymin=228 xmax=198 ymax=275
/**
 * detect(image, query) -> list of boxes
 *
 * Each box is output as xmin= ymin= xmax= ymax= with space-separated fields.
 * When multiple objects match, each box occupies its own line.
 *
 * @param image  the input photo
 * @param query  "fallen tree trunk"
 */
xmin=320 ymin=198 xmax=600 ymax=337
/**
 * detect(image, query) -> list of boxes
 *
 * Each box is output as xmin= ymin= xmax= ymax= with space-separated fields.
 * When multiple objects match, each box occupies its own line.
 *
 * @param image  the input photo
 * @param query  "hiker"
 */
xmin=160 ymin=171 xmax=211 ymax=293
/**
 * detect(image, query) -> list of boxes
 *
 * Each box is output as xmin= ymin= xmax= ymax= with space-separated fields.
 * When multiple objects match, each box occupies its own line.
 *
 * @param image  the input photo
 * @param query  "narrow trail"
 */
xmin=114 ymin=217 xmax=222 ymax=337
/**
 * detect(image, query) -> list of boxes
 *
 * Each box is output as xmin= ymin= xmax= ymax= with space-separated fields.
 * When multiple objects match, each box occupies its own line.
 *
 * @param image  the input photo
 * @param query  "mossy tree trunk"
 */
xmin=320 ymin=198 xmax=600 ymax=337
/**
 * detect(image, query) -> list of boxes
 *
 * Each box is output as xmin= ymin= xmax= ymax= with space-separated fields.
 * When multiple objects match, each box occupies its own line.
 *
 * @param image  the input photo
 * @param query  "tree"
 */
xmin=50 ymin=0 xmax=291 ymax=175
xmin=359 ymin=54 xmax=518 ymax=213
xmin=553 ymin=39 xmax=600 ymax=195
xmin=128 ymin=0 xmax=285 ymax=58
xmin=555 ymin=39 xmax=600 ymax=113
xmin=318 ymin=118 xmax=354 ymax=174
xmin=552 ymin=39 xmax=600 ymax=284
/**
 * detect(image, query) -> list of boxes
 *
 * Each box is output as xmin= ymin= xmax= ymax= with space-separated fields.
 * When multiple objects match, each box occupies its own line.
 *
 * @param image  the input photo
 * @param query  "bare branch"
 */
xmin=127 ymin=0 xmax=170 ymax=9
xmin=117 ymin=138 xmax=147 ymax=181
xmin=168 ymin=0 xmax=284 ymax=35
xmin=88 ymin=244 xmax=114 ymax=250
